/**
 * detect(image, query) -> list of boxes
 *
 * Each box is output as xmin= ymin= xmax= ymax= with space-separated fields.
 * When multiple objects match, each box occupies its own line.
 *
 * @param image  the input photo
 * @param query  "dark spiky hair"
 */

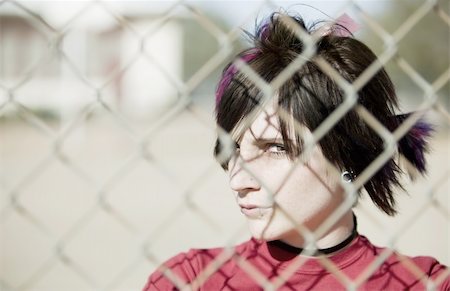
xmin=214 ymin=12 xmax=432 ymax=216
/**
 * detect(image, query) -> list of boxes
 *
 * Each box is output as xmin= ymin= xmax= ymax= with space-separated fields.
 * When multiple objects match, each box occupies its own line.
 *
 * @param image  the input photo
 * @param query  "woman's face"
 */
xmin=227 ymin=103 xmax=345 ymax=247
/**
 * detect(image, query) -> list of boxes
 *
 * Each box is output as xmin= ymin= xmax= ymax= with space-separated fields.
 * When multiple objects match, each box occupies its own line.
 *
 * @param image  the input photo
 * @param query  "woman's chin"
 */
xmin=248 ymin=222 xmax=279 ymax=241
xmin=248 ymin=222 xmax=306 ymax=245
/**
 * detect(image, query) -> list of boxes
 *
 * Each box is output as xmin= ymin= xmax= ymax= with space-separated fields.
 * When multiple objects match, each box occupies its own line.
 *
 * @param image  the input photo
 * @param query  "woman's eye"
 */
xmin=267 ymin=143 xmax=286 ymax=155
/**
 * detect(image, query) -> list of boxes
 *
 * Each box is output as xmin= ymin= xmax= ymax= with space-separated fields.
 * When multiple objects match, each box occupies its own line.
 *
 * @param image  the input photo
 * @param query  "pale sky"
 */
xmin=3 ymin=0 xmax=388 ymax=33
xmin=196 ymin=1 xmax=388 ymax=34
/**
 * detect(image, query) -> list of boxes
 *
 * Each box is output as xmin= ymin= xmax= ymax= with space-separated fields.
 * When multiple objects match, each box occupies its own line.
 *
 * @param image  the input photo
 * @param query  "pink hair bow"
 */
xmin=315 ymin=13 xmax=360 ymax=37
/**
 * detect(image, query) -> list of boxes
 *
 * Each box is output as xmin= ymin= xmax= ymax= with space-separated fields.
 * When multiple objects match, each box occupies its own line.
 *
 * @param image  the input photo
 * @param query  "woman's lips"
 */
xmin=239 ymin=205 xmax=271 ymax=218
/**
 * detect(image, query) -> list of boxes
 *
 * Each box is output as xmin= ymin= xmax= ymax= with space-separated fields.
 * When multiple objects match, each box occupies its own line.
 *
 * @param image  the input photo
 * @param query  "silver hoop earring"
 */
xmin=341 ymin=170 xmax=354 ymax=183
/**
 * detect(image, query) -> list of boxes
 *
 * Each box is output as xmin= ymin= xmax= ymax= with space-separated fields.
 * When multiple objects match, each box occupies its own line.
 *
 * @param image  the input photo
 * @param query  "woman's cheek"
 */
xmin=260 ymin=158 xmax=296 ymax=193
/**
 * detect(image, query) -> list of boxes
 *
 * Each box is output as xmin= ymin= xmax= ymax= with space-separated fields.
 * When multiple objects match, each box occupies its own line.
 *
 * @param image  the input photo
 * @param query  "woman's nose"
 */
xmin=229 ymin=156 xmax=261 ymax=194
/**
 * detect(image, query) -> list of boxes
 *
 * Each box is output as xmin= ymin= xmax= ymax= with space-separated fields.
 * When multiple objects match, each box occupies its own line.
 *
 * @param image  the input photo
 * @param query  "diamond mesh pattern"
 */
xmin=0 ymin=1 xmax=448 ymax=290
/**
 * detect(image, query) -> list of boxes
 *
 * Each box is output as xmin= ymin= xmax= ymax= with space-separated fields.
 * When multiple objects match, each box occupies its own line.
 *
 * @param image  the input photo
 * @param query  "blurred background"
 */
xmin=0 ymin=0 xmax=448 ymax=290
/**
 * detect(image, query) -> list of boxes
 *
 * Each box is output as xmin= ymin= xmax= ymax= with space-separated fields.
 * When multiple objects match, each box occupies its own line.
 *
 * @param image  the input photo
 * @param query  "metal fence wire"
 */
xmin=0 ymin=0 xmax=449 ymax=290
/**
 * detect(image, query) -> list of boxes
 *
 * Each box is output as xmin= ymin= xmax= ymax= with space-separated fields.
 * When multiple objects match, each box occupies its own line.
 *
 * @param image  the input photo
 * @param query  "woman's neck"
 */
xmin=280 ymin=211 xmax=355 ymax=253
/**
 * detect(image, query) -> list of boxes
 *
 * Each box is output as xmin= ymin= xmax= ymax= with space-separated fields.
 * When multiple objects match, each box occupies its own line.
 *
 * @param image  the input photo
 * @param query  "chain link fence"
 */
xmin=0 ymin=0 xmax=449 ymax=290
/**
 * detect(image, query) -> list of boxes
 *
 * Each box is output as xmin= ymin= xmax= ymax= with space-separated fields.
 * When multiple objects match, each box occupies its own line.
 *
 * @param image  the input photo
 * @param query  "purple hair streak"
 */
xmin=393 ymin=113 xmax=434 ymax=174
xmin=215 ymin=50 xmax=260 ymax=107
xmin=396 ymin=113 xmax=434 ymax=174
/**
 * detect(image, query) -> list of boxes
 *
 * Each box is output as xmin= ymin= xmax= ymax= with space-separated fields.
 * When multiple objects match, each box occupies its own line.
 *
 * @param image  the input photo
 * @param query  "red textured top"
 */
xmin=143 ymin=235 xmax=449 ymax=290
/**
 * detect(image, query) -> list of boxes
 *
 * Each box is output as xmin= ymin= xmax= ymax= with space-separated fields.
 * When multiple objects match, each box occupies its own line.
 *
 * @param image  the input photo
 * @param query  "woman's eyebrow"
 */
xmin=252 ymin=138 xmax=285 ymax=146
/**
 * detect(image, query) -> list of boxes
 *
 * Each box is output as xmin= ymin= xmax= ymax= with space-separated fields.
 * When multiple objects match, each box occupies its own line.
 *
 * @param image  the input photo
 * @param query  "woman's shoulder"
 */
xmin=361 ymin=235 xmax=448 ymax=272
xmin=142 ymin=239 xmax=255 ymax=291
xmin=385 ymin=253 xmax=450 ymax=289
xmin=358 ymin=235 xmax=449 ymax=290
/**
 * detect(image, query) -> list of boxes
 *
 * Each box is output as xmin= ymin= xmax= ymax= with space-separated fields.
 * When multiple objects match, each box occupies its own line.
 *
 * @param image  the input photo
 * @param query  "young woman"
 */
xmin=143 ymin=11 xmax=449 ymax=290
